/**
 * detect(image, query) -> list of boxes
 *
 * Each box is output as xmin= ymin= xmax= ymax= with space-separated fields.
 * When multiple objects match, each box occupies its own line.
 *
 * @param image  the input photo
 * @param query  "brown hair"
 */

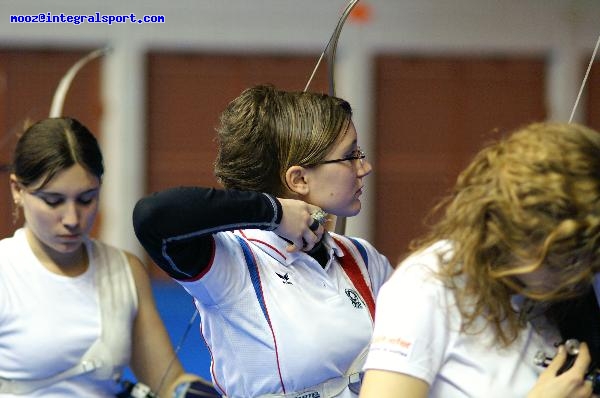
xmin=214 ymin=84 xmax=352 ymax=196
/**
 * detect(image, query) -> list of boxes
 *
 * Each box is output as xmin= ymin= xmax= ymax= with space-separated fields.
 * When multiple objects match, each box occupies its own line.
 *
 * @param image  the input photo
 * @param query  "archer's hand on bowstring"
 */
xmin=169 ymin=373 xmax=221 ymax=398
xmin=274 ymin=198 xmax=326 ymax=253
xmin=528 ymin=342 xmax=594 ymax=398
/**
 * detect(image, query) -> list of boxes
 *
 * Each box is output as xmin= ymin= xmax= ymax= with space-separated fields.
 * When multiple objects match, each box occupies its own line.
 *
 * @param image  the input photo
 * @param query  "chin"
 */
xmin=346 ymin=209 xmax=361 ymax=218
xmin=337 ymin=205 xmax=362 ymax=218
xmin=325 ymin=199 xmax=362 ymax=218
xmin=53 ymin=241 xmax=84 ymax=253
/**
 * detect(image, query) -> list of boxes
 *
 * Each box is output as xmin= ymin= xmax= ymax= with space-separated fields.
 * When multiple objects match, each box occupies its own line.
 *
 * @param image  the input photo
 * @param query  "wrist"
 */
xmin=168 ymin=374 xmax=220 ymax=398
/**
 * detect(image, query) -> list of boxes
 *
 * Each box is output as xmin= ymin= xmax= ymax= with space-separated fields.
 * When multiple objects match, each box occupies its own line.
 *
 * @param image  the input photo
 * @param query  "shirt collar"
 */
xmin=236 ymin=229 xmax=345 ymax=266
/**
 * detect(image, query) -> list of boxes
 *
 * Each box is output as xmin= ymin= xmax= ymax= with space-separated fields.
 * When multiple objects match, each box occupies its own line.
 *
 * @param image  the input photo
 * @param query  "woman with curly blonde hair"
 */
xmin=360 ymin=122 xmax=600 ymax=398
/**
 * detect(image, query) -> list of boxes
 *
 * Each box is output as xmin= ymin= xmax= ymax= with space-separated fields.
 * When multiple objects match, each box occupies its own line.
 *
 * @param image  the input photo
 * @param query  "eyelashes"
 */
xmin=35 ymin=192 xmax=99 ymax=207
xmin=42 ymin=198 xmax=95 ymax=207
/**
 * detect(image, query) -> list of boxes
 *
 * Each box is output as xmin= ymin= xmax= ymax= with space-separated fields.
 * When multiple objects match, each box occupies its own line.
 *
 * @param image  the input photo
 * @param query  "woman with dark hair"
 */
xmin=0 ymin=117 xmax=217 ymax=397
xmin=133 ymin=85 xmax=394 ymax=397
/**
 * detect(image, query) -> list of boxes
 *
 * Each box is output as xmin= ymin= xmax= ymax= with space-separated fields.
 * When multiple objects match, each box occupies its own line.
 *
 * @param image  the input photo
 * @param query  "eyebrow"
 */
xmin=341 ymin=139 xmax=358 ymax=152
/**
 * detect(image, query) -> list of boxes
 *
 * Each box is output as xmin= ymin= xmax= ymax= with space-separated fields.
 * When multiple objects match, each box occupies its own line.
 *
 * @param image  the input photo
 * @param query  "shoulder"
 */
xmin=0 ymin=228 xmax=24 ymax=251
xmin=122 ymin=251 xmax=149 ymax=281
xmin=331 ymin=233 xmax=394 ymax=292
xmin=110 ymin=247 xmax=152 ymax=305
xmin=0 ymin=237 xmax=14 ymax=258
xmin=375 ymin=243 xmax=458 ymax=330
xmin=331 ymin=233 xmax=393 ymax=269
xmin=384 ymin=240 xmax=452 ymax=297
xmin=88 ymin=239 xmax=148 ymax=284
xmin=331 ymin=233 xmax=388 ymax=264
xmin=0 ymin=230 xmax=32 ymax=276
xmin=397 ymin=240 xmax=452 ymax=273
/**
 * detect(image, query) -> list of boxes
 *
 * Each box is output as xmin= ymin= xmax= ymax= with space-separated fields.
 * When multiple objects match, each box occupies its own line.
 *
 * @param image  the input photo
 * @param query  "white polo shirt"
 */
xmin=179 ymin=229 xmax=393 ymax=398
xmin=363 ymin=240 xmax=563 ymax=398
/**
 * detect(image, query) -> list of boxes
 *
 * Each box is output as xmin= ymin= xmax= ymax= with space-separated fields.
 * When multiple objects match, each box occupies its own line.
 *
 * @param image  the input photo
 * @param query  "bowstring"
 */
xmin=157 ymin=307 xmax=199 ymax=394
xmin=304 ymin=0 xmax=360 ymax=235
xmin=569 ymin=33 xmax=600 ymax=123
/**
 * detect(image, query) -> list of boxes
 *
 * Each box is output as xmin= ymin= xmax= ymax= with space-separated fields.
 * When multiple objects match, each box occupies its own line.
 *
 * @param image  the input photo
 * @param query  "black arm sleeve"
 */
xmin=132 ymin=186 xmax=282 ymax=280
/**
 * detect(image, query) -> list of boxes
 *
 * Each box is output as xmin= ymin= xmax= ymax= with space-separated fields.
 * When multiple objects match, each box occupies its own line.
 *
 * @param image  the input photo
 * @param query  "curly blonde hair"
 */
xmin=410 ymin=122 xmax=600 ymax=346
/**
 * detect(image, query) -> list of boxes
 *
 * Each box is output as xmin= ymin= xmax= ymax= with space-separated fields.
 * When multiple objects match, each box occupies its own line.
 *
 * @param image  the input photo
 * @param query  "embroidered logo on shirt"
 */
xmin=276 ymin=272 xmax=292 ymax=285
xmin=345 ymin=288 xmax=363 ymax=309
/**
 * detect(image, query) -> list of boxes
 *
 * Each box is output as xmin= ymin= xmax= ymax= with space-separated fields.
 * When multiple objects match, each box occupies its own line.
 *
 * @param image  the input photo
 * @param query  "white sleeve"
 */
xmin=363 ymin=257 xmax=453 ymax=385
xmin=178 ymin=232 xmax=250 ymax=306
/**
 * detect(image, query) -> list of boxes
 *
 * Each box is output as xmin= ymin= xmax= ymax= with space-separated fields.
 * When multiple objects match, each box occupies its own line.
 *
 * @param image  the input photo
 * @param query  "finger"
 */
xmin=571 ymin=342 xmax=592 ymax=374
xmin=286 ymin=243 xmax=302 ymax=253
xmin=584 ymin=375 xmax=595 ymax=393
xmin=302 ymin=231 xmax=321 ymax=252
xmin=546 ymin=345 xmax=567 ymax=374
xmin=309 ymin=217 xmax=321 ymax=232
xmin=285 ymin=237 xmax=305 ymax=253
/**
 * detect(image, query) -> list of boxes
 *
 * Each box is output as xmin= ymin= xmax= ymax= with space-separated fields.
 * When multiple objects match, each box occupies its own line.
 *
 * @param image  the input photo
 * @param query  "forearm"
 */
xmin=132 ymin=186 xmax=282 ymax=279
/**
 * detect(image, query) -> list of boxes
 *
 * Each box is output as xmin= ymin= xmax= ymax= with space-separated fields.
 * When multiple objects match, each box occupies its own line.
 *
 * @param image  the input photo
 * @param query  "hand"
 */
xmin=528 ymin=342 xmax=594 ymax=398
xmin=274 ymin=198 xmax=326 ymax=253
xmin=168 ymin=373 xmax=221 ymax=398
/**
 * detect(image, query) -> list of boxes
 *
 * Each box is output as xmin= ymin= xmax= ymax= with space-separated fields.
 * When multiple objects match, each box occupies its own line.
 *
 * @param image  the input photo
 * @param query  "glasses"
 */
xmin=305 ymin=147 xmax=366 ymax=168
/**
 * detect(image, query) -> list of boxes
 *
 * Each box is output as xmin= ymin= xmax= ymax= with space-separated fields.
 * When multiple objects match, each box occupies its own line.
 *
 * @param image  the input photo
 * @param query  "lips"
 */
xmin=58 ymin=234 xmax=81 ymax=240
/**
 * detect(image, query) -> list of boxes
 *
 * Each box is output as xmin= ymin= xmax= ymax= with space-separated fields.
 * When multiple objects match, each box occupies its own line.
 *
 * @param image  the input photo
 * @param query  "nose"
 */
xmin=62 ymin=202 xmax=80 ymax=229
xmin=356 ymin=157 xmax=373 ymax=177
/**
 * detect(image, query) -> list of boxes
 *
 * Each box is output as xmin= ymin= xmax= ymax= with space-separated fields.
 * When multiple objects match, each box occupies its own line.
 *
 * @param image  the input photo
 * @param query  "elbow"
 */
xmin=132 ymin=196 xmax=160 ymax=246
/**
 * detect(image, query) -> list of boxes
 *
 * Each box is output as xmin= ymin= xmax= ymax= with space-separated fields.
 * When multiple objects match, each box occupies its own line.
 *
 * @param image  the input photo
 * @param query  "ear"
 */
xmin=9 ymin=174 xmax=23 ymax=204
xmin=284 ymin=165 xmax=310 ymax=196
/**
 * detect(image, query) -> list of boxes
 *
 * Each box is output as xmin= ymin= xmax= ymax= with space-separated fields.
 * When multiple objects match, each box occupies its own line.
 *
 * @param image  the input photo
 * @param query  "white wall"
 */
xmin=2 ymin=0 xmax=599 ymax=255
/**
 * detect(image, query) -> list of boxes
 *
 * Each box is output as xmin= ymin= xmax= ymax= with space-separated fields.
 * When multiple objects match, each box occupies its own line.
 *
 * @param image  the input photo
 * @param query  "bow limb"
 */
xmin=49 ymin=47 xmax=110 ymax=118
xmin=304 ymin=0 xmax=360 ymax=235
xmin=326 ymin=0 xmax=360 ymax=96
xmin=304 ymin=0 xmax=360 ymax=93
xmin=1 ymin=47 xmax=110 ymax=172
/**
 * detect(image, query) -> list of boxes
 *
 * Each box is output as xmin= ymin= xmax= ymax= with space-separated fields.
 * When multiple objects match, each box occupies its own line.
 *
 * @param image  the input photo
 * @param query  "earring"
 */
xmin=12 ymin=200 xmax=20 ymax=225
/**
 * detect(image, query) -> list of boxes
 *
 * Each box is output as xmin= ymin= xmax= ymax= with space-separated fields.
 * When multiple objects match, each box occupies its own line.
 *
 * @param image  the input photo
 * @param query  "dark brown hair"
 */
xmin=12 ymin=117 xmax=103 ymax=188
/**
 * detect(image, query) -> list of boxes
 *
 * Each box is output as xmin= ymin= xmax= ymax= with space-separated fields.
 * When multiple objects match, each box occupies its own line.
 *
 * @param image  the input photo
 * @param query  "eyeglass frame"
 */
xmin=303 ymin=147 xmax=366 ymax=168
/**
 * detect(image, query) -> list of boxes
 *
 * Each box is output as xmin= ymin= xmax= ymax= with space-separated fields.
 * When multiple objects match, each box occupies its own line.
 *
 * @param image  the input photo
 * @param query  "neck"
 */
xmin=24 ymin=228 xmax=89 ymax=277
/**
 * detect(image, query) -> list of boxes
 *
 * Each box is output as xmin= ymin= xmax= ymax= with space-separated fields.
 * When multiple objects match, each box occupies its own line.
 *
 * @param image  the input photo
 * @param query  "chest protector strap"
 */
xmin=333 ymin=237 xmax=375 ymax=320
